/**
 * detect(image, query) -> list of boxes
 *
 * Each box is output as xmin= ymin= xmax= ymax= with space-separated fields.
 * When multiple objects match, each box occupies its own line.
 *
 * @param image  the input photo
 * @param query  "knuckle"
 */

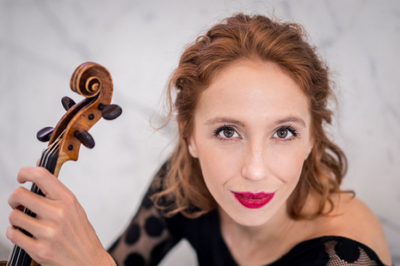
xmin=17 ymin=166 xmax=32 ymax=183
xmin=33 ymin=243 xmax=51 ymax=263
xmin=41 ymin=226 xmax=57 ymax=240
xmin=53 ymin=206 xmax=67 ymax=222
xmin=64 ymin=193 xmax=78 ymax=207
xmin=34 ymin=167 xmax=49 ymax=180
xmin=9 ymin=210 xmax=20 ymax=224
xmin=14 ymin=186 xmax=26 ymax=196
xmin=59 ymin=189 xmax=78 ymax=210
xmin=6 ymin=227 xmax=15 ymax=242
xmin=9 ymin=186 xmax=26 ymax=205
xmin=33 ymin=229 xmax=58 ymax=264
xmin=17 ymin=168 xmax=23 ymax=179
xmin=17 ymin=166 xmax=29 ymax=177
xmin=9 ymin=233 xmax=17 ymax=244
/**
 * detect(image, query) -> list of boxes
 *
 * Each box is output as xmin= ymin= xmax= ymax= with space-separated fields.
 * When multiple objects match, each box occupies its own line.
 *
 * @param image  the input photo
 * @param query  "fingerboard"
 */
xmin=6 ymin=142 xmax=59 ymax=266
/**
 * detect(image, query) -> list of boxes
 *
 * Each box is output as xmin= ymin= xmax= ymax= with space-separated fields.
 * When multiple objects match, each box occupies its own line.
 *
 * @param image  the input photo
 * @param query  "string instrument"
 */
xmin=0 ymin=62 xmax=122 ymax=266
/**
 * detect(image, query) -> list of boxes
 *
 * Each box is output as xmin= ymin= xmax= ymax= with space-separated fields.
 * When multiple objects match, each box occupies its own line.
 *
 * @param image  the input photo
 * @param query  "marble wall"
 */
xmin=0 ymin=0 xmax=399 ymax=264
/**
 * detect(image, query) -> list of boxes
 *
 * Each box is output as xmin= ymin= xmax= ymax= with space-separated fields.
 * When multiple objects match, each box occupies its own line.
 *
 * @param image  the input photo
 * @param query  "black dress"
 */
xmin=108 ymin=164 xmax=387 ymax=266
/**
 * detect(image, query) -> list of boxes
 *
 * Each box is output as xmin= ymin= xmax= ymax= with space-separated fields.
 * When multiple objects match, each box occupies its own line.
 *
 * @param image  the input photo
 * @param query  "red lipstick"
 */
xmin=231 ymin=191 xmax=275 ymax=209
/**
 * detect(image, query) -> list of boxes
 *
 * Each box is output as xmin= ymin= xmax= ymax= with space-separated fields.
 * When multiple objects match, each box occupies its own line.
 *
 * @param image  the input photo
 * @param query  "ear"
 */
xmin=305 ymin=137 xmax=314 ymax=159
xmin=179 ymin=121 xmax=185 ymax=130
xmin=187 ymin=136 xmax=199 ymax=158
xmin=181 ymin=121 xmax=199 ymax=158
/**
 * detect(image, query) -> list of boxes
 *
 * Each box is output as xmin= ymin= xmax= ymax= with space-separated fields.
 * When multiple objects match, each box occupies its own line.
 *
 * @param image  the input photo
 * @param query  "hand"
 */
xmin=7 ymin=167 xmax=116 ymax=266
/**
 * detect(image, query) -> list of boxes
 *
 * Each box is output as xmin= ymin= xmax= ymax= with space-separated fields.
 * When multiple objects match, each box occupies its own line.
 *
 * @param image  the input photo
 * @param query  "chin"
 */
xmin=235 ymin=216 xmax=272 ymax=227
xmin=224 ymin=206 xmax=276 ymax=227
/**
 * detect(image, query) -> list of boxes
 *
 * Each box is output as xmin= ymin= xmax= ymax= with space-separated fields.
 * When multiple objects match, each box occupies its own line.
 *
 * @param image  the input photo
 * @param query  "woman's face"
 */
xmin=188 ymin=60 xmax=314 ymax=227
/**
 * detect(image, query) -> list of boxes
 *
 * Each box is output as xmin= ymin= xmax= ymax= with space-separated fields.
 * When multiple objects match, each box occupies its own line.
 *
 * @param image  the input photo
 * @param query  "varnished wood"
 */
xmin=3 ymin=62 xmax=116 ymax=266
xmin=49 ymin=62 xmax=113 ymax=177
xmin=50 ymin=62 xmax=113 ymax=168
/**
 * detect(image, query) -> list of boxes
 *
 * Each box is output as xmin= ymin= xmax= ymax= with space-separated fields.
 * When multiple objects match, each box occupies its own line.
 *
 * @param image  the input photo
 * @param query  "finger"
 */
xmin=9 ymin=209 xmax=48 ymax=240
xmin=17 ymin=167 xmax=70 ymax=200
xmin=6 ymin=226 xmax=38 ymax=258
xmin=8 ymin=186 xmax=54 ymax=219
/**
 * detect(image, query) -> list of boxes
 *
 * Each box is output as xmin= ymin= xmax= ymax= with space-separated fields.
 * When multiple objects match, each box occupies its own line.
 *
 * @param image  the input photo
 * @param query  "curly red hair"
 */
xmin=152 ymin=13 xmax=351 ymax=220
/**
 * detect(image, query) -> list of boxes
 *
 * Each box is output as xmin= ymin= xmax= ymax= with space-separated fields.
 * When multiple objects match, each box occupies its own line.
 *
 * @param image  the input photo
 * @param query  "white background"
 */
xmin=0 ymin=0 xmax=399 ymax=264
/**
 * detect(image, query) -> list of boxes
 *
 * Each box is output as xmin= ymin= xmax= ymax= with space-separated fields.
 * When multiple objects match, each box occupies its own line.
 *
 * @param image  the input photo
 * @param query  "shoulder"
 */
xmin=310 ymin=193 xmax=392 ymax=265
xmin=278 ymin=235 xmax=388 ymax=266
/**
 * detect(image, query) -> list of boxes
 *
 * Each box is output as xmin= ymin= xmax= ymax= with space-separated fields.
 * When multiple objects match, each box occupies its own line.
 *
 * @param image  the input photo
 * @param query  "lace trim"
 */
xmin=325 ymin=240 xmax=378 ymax=266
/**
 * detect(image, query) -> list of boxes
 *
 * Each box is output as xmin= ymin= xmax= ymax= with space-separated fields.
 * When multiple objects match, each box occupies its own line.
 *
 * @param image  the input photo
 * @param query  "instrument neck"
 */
xmin=6 ymin=149 xmax=59 ymax=266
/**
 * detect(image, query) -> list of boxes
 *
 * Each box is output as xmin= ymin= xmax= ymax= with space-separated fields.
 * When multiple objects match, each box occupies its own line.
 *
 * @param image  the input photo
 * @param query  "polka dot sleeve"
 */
xmin=107 ymin=164 xmax=181 ymax=266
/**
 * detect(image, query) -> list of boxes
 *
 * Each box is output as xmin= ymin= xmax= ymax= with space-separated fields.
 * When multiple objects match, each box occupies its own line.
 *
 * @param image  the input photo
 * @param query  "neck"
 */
xmin=219 ymin=201 xmax=298 ymax=248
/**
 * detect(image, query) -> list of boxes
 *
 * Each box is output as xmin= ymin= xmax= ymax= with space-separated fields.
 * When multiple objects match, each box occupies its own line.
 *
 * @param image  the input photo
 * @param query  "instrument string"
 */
xmin=9 ymin=148 xmax=50 ymax=266
xmin=4 ymin=62 xmax=116 ymax=266
xmin=10 ymin=133 xmax=62 ymax=266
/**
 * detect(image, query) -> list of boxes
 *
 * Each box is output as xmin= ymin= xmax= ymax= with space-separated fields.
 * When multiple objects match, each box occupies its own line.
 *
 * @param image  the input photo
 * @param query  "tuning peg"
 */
xmin=98 ymin=103 xmax=122 ymax=120
xmin=74 ymin=130 xmax=95 ymax=148
xmin=37 ymin=127 xmax=54 ymax=142
xmin=61 ymin=96 xmax=76 ymax=111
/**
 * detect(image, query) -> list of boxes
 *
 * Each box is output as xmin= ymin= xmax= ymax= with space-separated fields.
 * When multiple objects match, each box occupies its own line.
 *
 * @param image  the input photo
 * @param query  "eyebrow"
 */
xmin=275 ymin=117 xmax=306 ymax=128
xmin=204 ymin=117 xmax=246 ymax=127
xmin=204 ymin=116 xmax=306 ymax=128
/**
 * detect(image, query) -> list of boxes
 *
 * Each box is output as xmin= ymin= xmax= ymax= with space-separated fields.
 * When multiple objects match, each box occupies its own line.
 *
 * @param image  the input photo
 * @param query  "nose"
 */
xmin=241 ymin=141 xmax=269 ymax=181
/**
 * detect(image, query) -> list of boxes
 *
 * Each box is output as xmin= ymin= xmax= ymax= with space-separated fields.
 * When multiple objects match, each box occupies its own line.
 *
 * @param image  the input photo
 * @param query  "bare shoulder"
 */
xmin=314 ymin=193 xmax=392 ymax=265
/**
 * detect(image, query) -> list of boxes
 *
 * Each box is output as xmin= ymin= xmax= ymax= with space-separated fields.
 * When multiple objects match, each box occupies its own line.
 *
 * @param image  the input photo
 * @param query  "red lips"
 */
xmin=231 ymin=191 xmax=275 ymax=209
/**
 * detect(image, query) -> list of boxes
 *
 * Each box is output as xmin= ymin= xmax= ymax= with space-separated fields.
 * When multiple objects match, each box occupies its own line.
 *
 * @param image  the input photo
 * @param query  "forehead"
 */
xmin=196 ymin=60 xmax=311 ymax=125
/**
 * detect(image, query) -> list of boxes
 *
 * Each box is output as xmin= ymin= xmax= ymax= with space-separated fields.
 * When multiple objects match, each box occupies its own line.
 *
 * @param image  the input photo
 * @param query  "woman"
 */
xmin=6 ymin=13 xmax=392 ymax=266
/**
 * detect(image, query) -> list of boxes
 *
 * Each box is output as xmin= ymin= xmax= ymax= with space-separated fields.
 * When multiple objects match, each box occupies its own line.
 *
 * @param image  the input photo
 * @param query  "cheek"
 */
xmin=193 ymin=129 xmax=309 ymax=199
xmin=196 ymin=142 xmax=240 ymax=188
xmin=267 ymin=144 xmax=306 ymax=184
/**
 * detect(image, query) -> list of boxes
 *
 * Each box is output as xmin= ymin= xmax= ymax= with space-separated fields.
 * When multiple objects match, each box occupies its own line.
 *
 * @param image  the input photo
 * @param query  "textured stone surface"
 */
xmin=0 ymin=0 xmax=399 ymax=264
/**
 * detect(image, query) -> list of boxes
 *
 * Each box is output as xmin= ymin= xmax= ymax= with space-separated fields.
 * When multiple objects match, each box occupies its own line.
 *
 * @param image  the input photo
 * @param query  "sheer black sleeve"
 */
xmin=106 ymin=162 xmax=390 ymax=266
xmin=107 ymin=163 xmax=182 ymax=266
xmin=316 ymin=236 xmax=387 ymax=266
xmin=272 ymin=236 xmax=388 ymax=266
